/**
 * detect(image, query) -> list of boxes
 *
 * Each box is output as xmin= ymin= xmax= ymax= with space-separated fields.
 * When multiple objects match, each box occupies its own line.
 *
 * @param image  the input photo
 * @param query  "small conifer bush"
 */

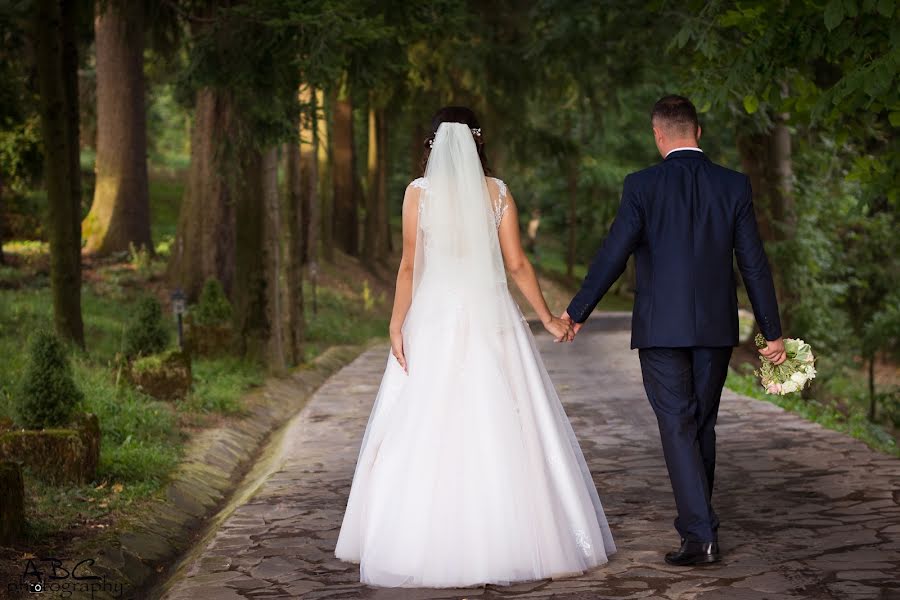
xmin=123 ymin=296 xmax=170 ymax=359
xmin=16 ymin=331 xmax=83 ymax=429
xmin=192 ymin=278 xmax=233 ymax=326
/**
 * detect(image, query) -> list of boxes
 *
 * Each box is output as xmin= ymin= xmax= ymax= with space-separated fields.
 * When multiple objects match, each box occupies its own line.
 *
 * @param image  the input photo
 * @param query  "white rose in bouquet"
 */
xmin=790 ymin=372 xmax=808 ymax=385
xmin=781 ymin=380 xmax=800 ymax=394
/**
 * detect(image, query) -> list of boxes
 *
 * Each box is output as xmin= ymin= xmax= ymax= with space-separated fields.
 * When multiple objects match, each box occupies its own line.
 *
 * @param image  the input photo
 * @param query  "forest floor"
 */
xmin=158 ymin=319 xmax=900 ymax=600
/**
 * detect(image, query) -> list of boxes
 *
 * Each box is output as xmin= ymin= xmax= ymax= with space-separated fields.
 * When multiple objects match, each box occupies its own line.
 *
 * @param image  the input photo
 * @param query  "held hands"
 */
xmin=543 ymin=314 xmax=575 ymax=343
xmin=560 ymin=311 xmax=582 ymax=336
xmin=758 ymin=336 xmax=787 ymax=365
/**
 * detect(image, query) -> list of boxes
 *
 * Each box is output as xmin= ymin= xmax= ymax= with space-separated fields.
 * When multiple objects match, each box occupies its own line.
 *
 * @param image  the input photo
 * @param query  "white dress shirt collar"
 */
xmin=665 ymin=147 xmax=704 ymax=158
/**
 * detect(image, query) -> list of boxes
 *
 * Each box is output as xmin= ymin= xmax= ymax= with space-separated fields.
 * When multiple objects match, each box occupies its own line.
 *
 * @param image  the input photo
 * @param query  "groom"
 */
xmin=562 ymin=95 xmax=787 ymax=566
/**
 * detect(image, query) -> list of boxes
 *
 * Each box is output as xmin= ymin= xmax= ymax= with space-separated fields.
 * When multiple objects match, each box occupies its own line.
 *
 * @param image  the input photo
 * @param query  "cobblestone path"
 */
xmin=159 ymin=317 xmax=900 ymax=600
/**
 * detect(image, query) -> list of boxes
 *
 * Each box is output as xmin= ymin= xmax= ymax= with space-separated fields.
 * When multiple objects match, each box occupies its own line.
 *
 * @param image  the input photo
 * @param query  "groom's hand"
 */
xmin=542 ymin=315 xmax=575 ymax=343
xmin=758 ymin=337 xmax=787 ymax=365
xmin=560 ymin=311 xmax=583 ymax=336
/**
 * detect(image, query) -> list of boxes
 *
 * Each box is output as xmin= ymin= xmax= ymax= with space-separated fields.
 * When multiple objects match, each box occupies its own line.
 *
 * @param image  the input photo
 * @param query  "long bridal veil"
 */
xmin=412 ymin=122 xmax=513 ymax=333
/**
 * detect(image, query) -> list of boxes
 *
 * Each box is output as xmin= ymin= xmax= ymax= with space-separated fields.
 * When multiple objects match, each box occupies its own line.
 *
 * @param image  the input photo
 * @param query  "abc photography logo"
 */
xmin=8 ymin=555 xmax=126 ymax=599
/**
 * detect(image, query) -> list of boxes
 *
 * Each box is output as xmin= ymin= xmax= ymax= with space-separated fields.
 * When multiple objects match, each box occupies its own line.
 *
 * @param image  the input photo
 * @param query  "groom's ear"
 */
xmin=696 ymin=124 xmax=702 ymax=142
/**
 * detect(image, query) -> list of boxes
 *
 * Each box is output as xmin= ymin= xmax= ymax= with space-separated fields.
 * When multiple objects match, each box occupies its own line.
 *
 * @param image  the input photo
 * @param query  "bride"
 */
xmin=334 ymin=106 xmax=616 ymax=588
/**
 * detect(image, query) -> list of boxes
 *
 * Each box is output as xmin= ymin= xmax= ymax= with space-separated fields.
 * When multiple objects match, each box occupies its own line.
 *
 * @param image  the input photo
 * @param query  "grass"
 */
xmin=183 ymin=356 xmax=265 ymax=414
xmin=303 ymin=285 xmax=390 ymax=362
xmin=726 ymin=367 xmax=900 ymax=457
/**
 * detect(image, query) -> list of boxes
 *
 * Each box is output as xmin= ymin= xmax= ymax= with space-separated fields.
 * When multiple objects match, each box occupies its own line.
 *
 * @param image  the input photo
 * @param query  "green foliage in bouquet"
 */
xmin=191 ymin=278 xmax=233 ymax=326
xmin=16 ymin=331 xmax=83 ymax=429
xmin=754 ymin=333 xmax=817 ymax=395
xmin=123 ymin=296 xmax=170 ymax=359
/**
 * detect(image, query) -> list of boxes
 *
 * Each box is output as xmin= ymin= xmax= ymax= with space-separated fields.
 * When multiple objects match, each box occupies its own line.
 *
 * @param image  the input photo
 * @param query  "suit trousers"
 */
xmin=638 ymin=346 xmax=733 ymax=542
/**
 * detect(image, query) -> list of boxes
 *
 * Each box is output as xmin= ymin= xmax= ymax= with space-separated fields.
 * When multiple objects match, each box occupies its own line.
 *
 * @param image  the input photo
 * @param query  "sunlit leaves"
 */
xmin=743 ymin=94 xmax=760 ymax=114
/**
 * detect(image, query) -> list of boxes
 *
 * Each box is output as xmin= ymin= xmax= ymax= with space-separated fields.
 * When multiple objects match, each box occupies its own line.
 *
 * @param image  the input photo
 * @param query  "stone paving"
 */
xmin=159 ymin=318 xmax=900 ymax=600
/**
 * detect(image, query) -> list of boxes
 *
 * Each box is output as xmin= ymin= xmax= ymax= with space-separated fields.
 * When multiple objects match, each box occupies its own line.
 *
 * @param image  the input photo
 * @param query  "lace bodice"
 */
xmin=410 ymin=176 xmax=509 ymax=228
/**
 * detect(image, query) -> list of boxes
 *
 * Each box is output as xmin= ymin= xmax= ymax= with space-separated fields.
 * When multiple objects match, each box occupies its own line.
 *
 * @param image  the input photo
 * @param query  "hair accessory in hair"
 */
xmin=471 ymin=128 xmax=482 ymax=136
xmin=428 ymin=138 xmax=434 ymax=149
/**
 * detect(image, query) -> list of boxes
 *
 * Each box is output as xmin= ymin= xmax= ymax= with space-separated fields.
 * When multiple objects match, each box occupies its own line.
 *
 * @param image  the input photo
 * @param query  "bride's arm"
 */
xmin=498 ymin=192 xmax=573 ymax=342
xmin=388 ymin=185 xmax=420 ymax=371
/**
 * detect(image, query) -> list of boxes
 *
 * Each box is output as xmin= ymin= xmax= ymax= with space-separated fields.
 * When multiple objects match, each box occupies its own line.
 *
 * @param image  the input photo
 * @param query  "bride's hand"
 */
xmin=542 ymin=316 xmax=574 ymax=343
xmin=390 ymin=328 xmax=408 ymax=373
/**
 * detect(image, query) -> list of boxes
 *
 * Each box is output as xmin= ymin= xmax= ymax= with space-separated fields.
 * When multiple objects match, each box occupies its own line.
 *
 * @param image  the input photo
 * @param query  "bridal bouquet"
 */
xmin=754 ymin=333 xmax=817 ymax=395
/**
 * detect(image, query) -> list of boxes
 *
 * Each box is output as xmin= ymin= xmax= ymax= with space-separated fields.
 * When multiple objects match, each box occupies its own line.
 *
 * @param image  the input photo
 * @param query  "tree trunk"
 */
xmin=376 ymin=109 xmax=390 ymax=261
xmin=307 ymin=89 xmax=322 ymax=313
xmin=331 ymin=77 xmax=358 ymax=256
xmin=167 ymin=88 xmax=236 ymax=301
xmin=285 ymin=124 xmax=305 ymax=365
xmin=233 ymin=147 xmax=268 ymax=360
xmin=770 ymin=114 xmax=795 ymax=237
xmin=33 ymin=0 xmax=84 ymax=347
xmin=737 ymin=114 xmax=795 ymax=322
xmin=320 ymin=89 xmax=334 ymax=263
xmin=261 ymin=146 xmax=285 ymax=370
xmin=82 ymin=0 xmax=152 ymax=256
xmin=566 ymin=156 xmax=578 ymax=280
xmin=363 ymin=106 xmax=388 ymax=267
xmin=296 ymin=87 xmax=312 ymax=268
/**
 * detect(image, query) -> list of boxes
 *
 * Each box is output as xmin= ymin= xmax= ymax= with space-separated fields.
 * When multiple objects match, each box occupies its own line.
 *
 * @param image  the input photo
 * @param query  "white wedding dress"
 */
xmin=334 ymin=123 xmax=616 ymax=588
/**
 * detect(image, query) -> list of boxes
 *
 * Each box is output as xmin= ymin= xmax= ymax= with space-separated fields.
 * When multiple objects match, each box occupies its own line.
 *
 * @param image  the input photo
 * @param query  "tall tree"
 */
xmin=330 ymin=77 xmax=360 ymax=257
xmin=168 ymin=87 xmax=237 ymax=300
xmin=32 ymin=0 xmax=84 ymax=347
xmin=320 ymin=89 xmax=335 ymax=263
xmin=233 ymin=146 xmax=268 ymax=359
xmin=82 ymin=0 xmax=152 ymax=255
xmin=306 ymin=89 xmax=323 ymax=311
xmin=363 ymin=104 xmax=389 ymax=266
xmin=260 ymin=146 xmax=285 ymax=369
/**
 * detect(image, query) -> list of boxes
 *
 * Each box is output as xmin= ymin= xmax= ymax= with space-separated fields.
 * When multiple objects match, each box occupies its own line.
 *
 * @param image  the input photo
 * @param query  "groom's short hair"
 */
xmin=651 ymin=95 xmax=699 ymax=138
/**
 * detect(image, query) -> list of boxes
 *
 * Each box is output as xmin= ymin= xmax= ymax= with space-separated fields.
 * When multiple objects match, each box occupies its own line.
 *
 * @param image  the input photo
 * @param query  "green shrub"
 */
xmin=191 ymin=278 xmax=233 ymax=326
xmin=130 ymin=352 xmax=166 ymax=375
xmin=16 ymin=331 xmax=83 ymax=429
xmin=123 ymin=296 xmax=169 ymax=359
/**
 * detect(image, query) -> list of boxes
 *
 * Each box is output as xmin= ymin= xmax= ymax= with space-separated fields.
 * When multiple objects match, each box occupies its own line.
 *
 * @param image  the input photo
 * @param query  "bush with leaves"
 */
xmin=123 ymin=296 xmax=170 ymax=359
xmin=16 ymin=331 xmax=83 ymax=429
xmin=191 ymin=278 xmax=233 ymax=326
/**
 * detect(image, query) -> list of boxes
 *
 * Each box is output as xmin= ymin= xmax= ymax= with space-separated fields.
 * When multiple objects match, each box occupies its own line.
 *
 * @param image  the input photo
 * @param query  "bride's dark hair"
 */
xmin=421 ymin=106 xmax=492 ymax=176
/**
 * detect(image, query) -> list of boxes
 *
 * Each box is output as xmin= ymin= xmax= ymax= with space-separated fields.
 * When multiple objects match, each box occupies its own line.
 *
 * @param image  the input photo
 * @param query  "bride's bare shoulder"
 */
xmin=486 ymin=176 xmax=508 ymax=197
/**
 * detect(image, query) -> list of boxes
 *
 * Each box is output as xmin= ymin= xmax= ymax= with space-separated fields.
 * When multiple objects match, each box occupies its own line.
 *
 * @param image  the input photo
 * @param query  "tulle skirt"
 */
xmin=334 ymin=283 xmax=616 ymax=588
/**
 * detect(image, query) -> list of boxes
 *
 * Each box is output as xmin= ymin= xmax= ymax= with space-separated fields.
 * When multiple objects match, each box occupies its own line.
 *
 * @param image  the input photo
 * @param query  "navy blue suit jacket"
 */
xmin=566 ymin=149 xmax=782 ymax=349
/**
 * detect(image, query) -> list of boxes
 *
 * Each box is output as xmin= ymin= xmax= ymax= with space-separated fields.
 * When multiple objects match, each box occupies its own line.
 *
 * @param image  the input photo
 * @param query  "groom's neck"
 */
xmin=661 ymin=139 xmax=700 ymax=157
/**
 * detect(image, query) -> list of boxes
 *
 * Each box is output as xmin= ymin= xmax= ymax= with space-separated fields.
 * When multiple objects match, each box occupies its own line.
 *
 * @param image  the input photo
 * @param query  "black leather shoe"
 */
xmin=665 ymin=540 xmax=721 ymax=566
